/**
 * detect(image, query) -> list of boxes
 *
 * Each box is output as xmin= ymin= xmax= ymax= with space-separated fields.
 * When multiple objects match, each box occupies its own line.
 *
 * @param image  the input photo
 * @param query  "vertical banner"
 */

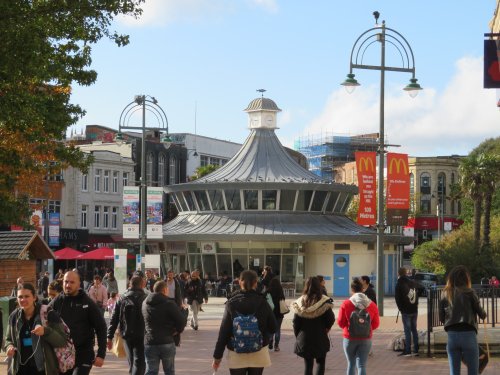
xmin=386 ymin=153 xmax=410 ymax=226
xmin=48 ymin=212 xmax=60 ymax=247
xmin=114 ymin=248 xmax=128 ymax=294
xmin=484 ymin=39 xmax=500 ymax=88
xmin=147 ymin=187 xmax=163 ymax=239
xmin=355 ymin=152 xmax=377 ymax=225
xmin=123 ymin=186 xmax=140 ymax=239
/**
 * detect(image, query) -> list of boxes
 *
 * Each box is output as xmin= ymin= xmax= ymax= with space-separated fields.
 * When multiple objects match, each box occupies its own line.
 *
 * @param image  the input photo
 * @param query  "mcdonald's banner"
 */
xmin=386 ymin=153 xmax=410 ymax=226
xmin=484 ymin=40 xmax=500 ymax=88
xmin=355 ymin=151 xmax=377 ymax=226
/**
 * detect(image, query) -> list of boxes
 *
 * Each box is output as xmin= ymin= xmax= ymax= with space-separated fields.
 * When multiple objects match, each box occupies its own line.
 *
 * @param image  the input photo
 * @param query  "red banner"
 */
xmin=386 ymin=153 xmax=410 ymax=225
xmin=355 ymin=152 xmax=377 ymax=225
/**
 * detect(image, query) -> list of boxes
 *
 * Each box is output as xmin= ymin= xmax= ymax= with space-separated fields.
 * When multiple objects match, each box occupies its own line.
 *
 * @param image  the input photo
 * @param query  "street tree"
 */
xmin=0 ymin=0 xmax=144 ymax=225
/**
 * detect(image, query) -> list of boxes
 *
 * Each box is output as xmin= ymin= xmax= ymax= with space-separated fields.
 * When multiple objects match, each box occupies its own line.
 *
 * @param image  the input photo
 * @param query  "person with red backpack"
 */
xmin=338 ymin=278 xmax=380 ymax=375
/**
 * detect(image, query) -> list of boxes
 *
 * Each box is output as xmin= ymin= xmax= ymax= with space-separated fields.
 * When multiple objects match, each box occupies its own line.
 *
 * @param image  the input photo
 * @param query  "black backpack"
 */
xmin=348 ymin=307 xmax=371 ymax=338
xmin=119 ymin=295 xmax=143 ymax=339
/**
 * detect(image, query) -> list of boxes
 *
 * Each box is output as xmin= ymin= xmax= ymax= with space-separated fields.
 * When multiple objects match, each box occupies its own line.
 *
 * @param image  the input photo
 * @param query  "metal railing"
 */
xmin=426 ymin=286 xmax=498 ymax=356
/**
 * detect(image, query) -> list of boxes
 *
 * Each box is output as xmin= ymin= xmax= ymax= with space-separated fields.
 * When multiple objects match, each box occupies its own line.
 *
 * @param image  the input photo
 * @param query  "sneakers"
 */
xmin=412 ymin=352 xmax=419 ymax=357
xmin=274 ymin=346 xmax=280 ymax=352
xmin=398 ymin=352 xmax=412 ymax=357
xmin=269 ymin=344 xmax=273 ymax=350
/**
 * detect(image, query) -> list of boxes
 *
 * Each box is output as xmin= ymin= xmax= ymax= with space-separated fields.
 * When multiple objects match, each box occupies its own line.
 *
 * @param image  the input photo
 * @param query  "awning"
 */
xmin=77 ymin=247 xmax=135 ymax=260
xmin=54 ymin=247 xmax=82 ymax=260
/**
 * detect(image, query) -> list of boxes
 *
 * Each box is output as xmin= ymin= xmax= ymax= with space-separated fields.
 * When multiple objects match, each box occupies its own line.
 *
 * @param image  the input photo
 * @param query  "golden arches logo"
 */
xmin=357 ymin=157 xmax=375 ymax=173
xmin=388 ymin=157 xmax=408 ymax=175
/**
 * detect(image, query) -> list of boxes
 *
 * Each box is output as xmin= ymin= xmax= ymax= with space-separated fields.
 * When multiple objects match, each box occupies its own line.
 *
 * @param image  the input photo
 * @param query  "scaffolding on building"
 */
xmin=294 ymin=132 xmax=379 ymax=180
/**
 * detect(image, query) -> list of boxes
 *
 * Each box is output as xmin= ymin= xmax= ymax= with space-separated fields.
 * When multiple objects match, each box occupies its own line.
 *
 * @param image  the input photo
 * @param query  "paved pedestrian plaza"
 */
xmin=1 ymin=297 xmax=498 ymax=374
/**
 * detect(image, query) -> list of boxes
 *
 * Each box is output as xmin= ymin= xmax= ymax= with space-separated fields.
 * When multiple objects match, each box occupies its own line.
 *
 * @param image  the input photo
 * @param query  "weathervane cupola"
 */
xmin=244 ymin=89 xmax=281 ymax=129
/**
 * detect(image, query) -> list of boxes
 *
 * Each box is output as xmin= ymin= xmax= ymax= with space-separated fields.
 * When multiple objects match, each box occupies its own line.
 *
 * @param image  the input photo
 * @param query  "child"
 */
xmin=107 ymin=291 xmax=118 ymax=318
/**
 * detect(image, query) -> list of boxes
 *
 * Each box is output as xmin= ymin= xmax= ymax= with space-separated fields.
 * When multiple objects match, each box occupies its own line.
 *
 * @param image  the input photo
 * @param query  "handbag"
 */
xmin=479 ymin=319 xmax=490 ymax=374
xmin=279 ymin=299 xmax=290 ymax=314
xmin=111 ymin=333 xmax=127 ymax=358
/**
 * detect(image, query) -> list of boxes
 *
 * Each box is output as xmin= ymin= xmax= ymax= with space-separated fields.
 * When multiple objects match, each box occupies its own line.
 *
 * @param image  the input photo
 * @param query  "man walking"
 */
xmin=143 ymin=280 xmax=186 ymax=375
xmin=107 ymin=275 xmax=147 ymax=375
xmin=395 ymin=267 xmax=419 ymax=356
xmin=49 ymin=270 xmax=107 ymax=374
xmin=184 ymin=270 xmax=208 ymax=330
xmin=360 ymin=275 xmax=377 ymax=305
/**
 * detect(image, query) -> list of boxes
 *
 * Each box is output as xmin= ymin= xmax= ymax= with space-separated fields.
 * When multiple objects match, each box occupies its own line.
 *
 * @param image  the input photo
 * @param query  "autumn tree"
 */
xmin=0 ymin=0 xmax=144 ymax=225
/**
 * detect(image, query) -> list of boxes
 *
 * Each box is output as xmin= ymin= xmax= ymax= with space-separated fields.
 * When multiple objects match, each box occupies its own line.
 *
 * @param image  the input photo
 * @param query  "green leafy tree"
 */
xmin=0 ymin=0 xmax=144 ymax=225
xmin=190 ymin=164 xmax=220 ymax=180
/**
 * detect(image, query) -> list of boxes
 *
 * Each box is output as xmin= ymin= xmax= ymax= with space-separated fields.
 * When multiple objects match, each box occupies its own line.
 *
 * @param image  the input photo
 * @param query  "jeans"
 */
xmin=124 ymin=336 xmax=146 ymax=375
xmin=269 ymin=317 xmax=283 ymax=347
xmin=304 ymin=356 xmax=326 ymax=375
xmin=447 ymin=331 xmax=479 ymax=375
xmin=402 ymin=313 xmax=419 ymax=354
xmin=343 ymin=338 xmax=372 ymax=375
xmin=190 ymin=300 xmax=200 ymax=327
xmin=145 ymin=343 xmax=176 ymax=375
xmin=229 ymin=368 xmax=264 ymax=375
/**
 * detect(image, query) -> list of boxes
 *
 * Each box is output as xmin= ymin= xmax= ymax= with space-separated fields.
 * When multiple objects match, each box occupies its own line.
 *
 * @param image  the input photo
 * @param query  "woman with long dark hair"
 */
xmin=5 ymin=283 xmax=67 ymax=375
xmin=212 ymin=270 xmax=277 ymax=375
xmin=292 ymin=276 xmax=335 ymax=375
xmin=265 ymin=277 xmax=286 ymax=351
xmin=439 ymin=266 xmax=486 ymax=375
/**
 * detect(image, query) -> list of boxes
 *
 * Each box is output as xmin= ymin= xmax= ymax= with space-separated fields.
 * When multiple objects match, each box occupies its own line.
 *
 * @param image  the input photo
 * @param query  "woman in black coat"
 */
xmin=292 ymin=276 xmax=335 ymax=375
xmin=265 ymin=277 xmax=286 ymax=351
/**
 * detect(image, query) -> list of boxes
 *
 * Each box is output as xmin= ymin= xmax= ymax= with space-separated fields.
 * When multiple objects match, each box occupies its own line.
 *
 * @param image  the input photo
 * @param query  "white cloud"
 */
xmin=118 ymin=0 xmax=276 ymax=27
xmin=302 ymin=57 xmax=499 ymax=157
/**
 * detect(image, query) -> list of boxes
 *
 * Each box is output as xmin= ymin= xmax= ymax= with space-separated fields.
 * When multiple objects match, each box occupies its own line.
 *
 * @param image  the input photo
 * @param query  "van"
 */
xmin=414 ymin=272 xmax=438 ymax=296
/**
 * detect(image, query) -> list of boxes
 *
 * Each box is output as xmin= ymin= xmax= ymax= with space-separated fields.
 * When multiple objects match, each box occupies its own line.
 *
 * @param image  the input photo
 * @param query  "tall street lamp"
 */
xmin=341 ymin=12 xmax=422 ymax=315
xmin=117 ymin=95 xmax=170 ymax=272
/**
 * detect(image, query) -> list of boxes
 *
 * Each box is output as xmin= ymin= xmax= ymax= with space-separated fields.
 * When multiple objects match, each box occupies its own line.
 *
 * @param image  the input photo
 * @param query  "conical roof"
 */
xmin=191 ymin=128 xmax=326 ymax=183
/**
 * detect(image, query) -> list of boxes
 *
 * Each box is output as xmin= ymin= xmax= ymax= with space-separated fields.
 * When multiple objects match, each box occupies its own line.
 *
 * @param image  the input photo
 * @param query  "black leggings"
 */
xmin=230 ymin=367 xmax=264 ymax=375
xmin=304 ymin=356 xmax=326 ymax=375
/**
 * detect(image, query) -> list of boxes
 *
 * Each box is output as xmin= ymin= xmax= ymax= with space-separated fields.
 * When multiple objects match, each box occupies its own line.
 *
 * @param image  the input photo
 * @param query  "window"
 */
xmin=334 ymin=243 xmax=351 ymax=250
xmin=243 ymin=190 xmax=258 ymax=210
xmin=262 ymin=190 xmax=277 ymax=210
xmin=169 ymin=157 xmax=176 ymax=185
xmin=183 ymin=191 xmax=195 ymax=211
xmin=310 ymin=191 xmax=328 ymax=212
xmin=81 ymin=205 xmax=88 ymax=228
xmin=146 ymin=152 xmax=154 ymax=185
xmin=103 ymin=170 xmax=110 ymax=193
xmin=325 ymin=192 xmax=340 ymax=212
xmin=194 ymin=191 xmax=210 ymax=211
xmin=200 ymin=155 xmax=209 ymax=167
xmin=208 ymin=190 xmax=225 ymax=210
xmin=279 ymin=190 xmax=296 ymax=210
xmin=225 ymin=189 xmax=241 ymax=210
xmin=295 ymin=190 xmax=313 ymax=211
xmin=122 ymin=172 xmax=129 ymax=187
xmin=112 ymin=171 xmax=118 ymax=193
xmin=112 ymin=207 xmax=118 ymax=229
xmin=94 ymin=205 xmax=101 ymax=228
xmin=420 ymin=173 xmax=431 ymax=194
xmin=420 ymin=199 xmax=431 ymax=214
xmin=94 ymin=169 xmax=101 ymax=192
xmin=81 ymin=174 xmax=88 ymax=191
xmin=158 ymin=153 xmax=165 ymax=186
xmin=103 ymin=206 xmax=109 ymax=228
xmin=48 ymin=200 xmax=61 ymax=213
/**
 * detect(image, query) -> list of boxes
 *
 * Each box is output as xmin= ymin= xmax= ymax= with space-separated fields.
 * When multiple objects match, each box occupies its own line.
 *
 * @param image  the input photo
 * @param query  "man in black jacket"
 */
xmin=360 ymin=275 xmax=377 ymax=305
xmin=184 ymin=270 xmax=208 ymax=330
xmin=49 ymin=270 xmax=107 ymax=375
xmin=395 ymin=267 xmax=419 ymax=356
xmin=107 ymin=275 xmax=147 ymax=375
xmin=143 ymin=280 xmax=186 ymax=375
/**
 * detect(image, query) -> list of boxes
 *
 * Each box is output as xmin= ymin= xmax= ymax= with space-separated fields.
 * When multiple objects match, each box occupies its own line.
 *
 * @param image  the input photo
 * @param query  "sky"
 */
xmin=70 ymin=0 xmax=500 ymax=157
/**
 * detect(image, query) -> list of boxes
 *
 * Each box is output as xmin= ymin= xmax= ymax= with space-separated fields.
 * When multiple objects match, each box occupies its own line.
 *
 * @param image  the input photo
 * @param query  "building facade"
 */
xmin=162 ymin=97 xmax=407 ymax=296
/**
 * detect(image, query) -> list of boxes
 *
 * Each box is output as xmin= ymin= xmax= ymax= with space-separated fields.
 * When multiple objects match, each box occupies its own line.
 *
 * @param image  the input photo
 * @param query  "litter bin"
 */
xmin=0 ymin=296 xmax=17 ymax=341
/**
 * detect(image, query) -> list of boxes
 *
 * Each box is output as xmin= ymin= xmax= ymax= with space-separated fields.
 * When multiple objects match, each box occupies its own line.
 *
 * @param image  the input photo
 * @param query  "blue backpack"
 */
xmin=231 ymin=310 xmax=263 ymax=353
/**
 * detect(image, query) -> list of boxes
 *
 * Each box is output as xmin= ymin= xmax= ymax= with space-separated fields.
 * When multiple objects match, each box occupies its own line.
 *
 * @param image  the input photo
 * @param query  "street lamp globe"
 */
xmin=341 ymin=73 xmax=360 ymax=94
xmin=404 ymin=78 xmax=423 ymax=98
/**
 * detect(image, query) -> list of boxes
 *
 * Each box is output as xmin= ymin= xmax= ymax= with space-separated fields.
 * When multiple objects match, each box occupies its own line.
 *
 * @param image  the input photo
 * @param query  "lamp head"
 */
xmin=134 ymin=95 xmax=144 ymax=105
xmin=193 ymin=150 xmax=199 ymax=157
xmin=404 ymin=78 xmax=423 ymax=98
xmin=115 ymin=132 xmax=124 ymax=145
xmin=161 ymin=133 xmax=172 ymax=147
xmin=341 ymin=73 xmax=360 ymax=94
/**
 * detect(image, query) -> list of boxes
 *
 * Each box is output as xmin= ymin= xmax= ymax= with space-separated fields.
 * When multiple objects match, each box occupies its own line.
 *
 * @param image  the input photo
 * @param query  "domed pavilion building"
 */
xmin=163 ymin=96 xmax=405 ymax=296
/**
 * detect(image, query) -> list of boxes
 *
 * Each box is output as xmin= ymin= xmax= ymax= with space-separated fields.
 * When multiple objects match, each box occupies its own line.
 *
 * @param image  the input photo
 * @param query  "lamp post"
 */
xmin=117 ymin=95 xmax=170 ymax=272
xmin=341 ymin=12 xmax=422 ymax=315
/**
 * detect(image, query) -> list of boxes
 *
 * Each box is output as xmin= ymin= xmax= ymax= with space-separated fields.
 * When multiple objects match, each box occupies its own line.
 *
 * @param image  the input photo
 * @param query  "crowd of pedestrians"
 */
xmin=1 ymin=264 xmax=492 ymax=375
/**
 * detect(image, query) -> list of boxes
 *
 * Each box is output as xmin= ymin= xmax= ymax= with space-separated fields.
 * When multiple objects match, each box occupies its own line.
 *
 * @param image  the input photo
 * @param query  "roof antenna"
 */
xmin=373 ymin=11 xmax=380 ymax=25
xmin=257 ymin=88 xmax=266 ymax=98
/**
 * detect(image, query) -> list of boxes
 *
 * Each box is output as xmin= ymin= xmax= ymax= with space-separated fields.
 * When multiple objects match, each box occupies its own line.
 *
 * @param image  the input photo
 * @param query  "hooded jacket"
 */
xmin=439 ymin=289 xmax=486 ymax=333
xmin=49 ymin=289 xmax=108 ymax=359
xmin=142 ymin=292 xmax=186 ymax=346
xmin=213 ymin=289 xmax=277 ymax=360
xmin=292 ymin=294 xmax=335 ymax=358
xmin=337 ymin=293 xmax=380 ymax=340
xmin=395 ymin=275 xmax=419 ymax=314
